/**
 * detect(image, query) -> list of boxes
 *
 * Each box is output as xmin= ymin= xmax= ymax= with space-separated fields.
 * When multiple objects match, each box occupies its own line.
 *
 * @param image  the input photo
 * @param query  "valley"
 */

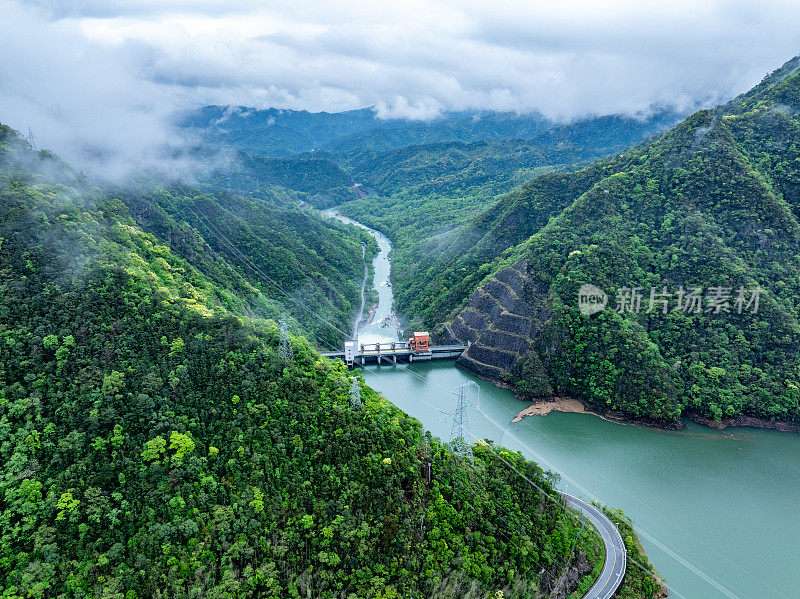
xmin=327 ymin=207 xmax=800 ymax=599
xmin=335 ymin=55 xmax=800 ymax=431
xmin=4 ymin=10 xmax=800 ymax=596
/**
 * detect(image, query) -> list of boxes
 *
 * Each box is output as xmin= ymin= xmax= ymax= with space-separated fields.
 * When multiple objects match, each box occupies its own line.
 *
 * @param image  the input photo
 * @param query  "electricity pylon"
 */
xmin=350 ymin=378 xmax=362 ymax=409
xmin=26 ymin=127 xmax=37 ymax=151
xmin=279 ymin=315 xmax=294 ymax=361
xmin=450 ymin=381 xmax=478 ymax=460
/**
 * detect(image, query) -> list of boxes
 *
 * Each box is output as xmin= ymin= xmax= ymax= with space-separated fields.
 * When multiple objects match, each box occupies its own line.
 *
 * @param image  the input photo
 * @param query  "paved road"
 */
xmin=564 ymin=494 xmax=627 ymax=599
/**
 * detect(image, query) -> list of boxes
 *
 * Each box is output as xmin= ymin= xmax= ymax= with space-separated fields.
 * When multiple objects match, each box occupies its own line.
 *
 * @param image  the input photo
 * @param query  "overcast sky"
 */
xmin=2 ymin=0 xmax=800 ymax=173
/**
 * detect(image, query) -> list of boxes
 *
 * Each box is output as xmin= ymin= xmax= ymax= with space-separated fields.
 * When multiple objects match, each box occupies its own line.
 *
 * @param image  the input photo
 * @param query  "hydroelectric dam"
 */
xmin=321 ymin=340 xmax=468 ymax=367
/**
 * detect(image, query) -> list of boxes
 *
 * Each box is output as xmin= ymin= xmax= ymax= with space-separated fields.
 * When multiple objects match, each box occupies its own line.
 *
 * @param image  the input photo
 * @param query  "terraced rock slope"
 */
xmin=441 ymin=260 xmax=550 ymax=381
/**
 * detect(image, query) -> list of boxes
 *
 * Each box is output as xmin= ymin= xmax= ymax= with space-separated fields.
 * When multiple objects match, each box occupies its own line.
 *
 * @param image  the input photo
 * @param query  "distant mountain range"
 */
xmin=177 ymin=104 xmax=685 ymax=158
xmin=182 ymin=104 xmax=686 ymax=213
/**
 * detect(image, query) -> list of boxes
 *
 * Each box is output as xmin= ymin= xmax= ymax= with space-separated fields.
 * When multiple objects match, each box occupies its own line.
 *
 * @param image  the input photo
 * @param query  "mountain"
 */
xmin=417 ymin=55 xmax=800 ymax=425
xmin=176 ymin=106 xmax=382 ymax=157
xmin=204 ymin=151 xmax=359 ymax=209
xmin=177 ymin=106 xmax=551 ymax=157
xmin=342 ymin=111 xmax=683 ymax=201
xmin=184 ymin=105 xmax=683 ymax=237
xmin=177 ymin=104 xmax=682 ymax=159
xmin=335 ymin=113 xmax=683 ymax=336
xmin=0 ymin=125 xmax=663 ymax=597
xmin=114 ymin=180 xmax=373 ymax=346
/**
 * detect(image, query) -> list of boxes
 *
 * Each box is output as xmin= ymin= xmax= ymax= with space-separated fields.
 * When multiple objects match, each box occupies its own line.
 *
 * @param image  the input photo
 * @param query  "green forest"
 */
xmin=12 ymin=3 xmax=800 ymax=597
xmin=333 ymin=110 xmax=681 ymax=335
xmin=0 ymin=124 xmax=663 ymax=597
xmin=336 ymin=55 xmax=800 ymax=427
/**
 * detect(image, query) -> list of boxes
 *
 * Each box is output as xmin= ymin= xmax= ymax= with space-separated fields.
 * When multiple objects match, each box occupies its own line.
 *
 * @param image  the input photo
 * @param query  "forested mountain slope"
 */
xmin=0 ymin=125 xmax=663 ymax=597
xmin=342 ymin=111 xmax=681 ymax=201
xmin=204 ymin=151 xmax=360 ymax=209
xmin=335 ymin=113 xmax=682 ymax=330
xmin=114 ymin=180 xmax=372 ymax=347
xmin=436 ymin=55 xmax=800 ymax=425
xmin=178 ymin=106 xmax=554 ymax=157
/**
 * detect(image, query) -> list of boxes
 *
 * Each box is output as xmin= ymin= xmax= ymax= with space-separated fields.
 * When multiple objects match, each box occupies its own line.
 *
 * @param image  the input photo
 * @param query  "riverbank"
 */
xmin=509 ymin=393 xmax=800 ymax=437
xmin=507 ymin=389 xmax=800 ymax=434
xmin=512 ymin=397 xmax=589 ymax=421
xmin=478 ymin=361 xmax=800 ymax=434
xmin=464 ymin=363 xmax=685 ymax=430
xmin=688 ymin=412 xmax=800 ymax=434
xmin=510 ymin=395 xmax=685 ymax=430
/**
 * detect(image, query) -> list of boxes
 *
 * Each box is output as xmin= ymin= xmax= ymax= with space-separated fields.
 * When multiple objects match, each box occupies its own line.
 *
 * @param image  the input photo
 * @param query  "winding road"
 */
xmin=322 ymin=208 xmax=629 ymax=598
xmin=564 ymin=495 xmax=627 ymax=599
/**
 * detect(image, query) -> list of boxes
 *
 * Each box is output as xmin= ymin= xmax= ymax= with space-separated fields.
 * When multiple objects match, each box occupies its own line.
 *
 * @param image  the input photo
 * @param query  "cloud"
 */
xmin=3 ymin=0 xmax=800 ymax=173
xmin=0 ymin=1 xmax=186 ymax=178
xmin=373 ymin=97 xmax=444 ymax=121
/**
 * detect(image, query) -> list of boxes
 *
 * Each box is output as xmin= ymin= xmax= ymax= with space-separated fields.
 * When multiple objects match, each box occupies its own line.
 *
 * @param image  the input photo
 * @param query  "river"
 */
xmin=326 ymin=209 xmax=800 ymax=599
xmin=324 ymin=209 xmax=401 ymax=343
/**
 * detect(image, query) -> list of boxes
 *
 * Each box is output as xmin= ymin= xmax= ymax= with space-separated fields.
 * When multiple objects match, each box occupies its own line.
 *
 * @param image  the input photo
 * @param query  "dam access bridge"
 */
xmin=321 ymin=332 xmax=467 ymax=367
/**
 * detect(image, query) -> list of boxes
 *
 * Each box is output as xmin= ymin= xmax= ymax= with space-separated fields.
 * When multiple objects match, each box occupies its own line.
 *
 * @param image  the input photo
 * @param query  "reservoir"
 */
xmin=328 ymin=209 xmax=800 ymax=599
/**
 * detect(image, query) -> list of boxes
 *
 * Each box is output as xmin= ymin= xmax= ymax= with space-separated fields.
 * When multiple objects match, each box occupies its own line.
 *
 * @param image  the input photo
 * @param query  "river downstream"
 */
xmin=326 ymin=209 xmax=800 ymax=599
xmin=324 ymin=209 xmax=401 ymax=344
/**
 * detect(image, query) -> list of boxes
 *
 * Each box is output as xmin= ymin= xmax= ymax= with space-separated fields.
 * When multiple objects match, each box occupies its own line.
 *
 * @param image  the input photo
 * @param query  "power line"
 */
xmin=279 ymin=314 xmax=294 ymax=361
xmin=168 ymin=185 xmax=353 ymax=345
xmin=449 ymin=381 xmax=477 ymax=460
xmin=147 ymin=185 xmax=343 ymax=356
xmin=349 ymin=377 xmax=362 ymax=409
xmin=165 ymin=187 xmax=703 ymax=597
xmin=367 ymin=357 xmax=775 ymax=598
xmin=151 ymin=183 xmax=744 ymax=599
xmin=171 ymin=188 xmax=689 ymax=592
xmin=367 ymin=362 xmax=738 ymax=598
xmin=485 ymin=401 xmax=779 ymax=599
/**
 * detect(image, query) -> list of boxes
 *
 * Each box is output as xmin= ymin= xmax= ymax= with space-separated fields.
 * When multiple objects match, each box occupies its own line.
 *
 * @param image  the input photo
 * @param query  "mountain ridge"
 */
xmin=434 ymin=54 xmax=800 ymax=424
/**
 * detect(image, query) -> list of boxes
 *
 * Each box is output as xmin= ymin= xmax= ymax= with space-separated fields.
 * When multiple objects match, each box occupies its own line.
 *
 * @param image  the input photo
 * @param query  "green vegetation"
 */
xmin=0 ymin=124 xmax=653 ymax=597
xmin=505 ymin=56 xmax=800 ymax=423
xmin=342 ymin=55 xmax=800 ymax=426
xmin=181 ymin=105 xmax=679 ymax=160
xmin=114 ymin=180 xmax=375 ymax=347
xmin=206 ymin=152 xmax=358 ymax=209
xmin=600 ymin=508 xmax=666 ymax=599
xmin=335 ymin=113 xmax=680 ymax=332
xmin=342 ymin=112 xmax=682 ymax=202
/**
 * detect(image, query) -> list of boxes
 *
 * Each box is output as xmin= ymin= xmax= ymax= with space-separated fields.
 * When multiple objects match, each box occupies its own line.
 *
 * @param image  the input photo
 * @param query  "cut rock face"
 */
xmin=444 ymin=259 xmax=550 ymax=381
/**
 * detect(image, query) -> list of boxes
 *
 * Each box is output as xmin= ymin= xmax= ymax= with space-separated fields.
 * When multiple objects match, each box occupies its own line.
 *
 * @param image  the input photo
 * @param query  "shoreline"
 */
xmin=511 ymin=396 xmax=589 ymax=421
xmin=471 ymin=367 xmax=800 ymax=435
xmin=686 ymin=412 xmax=800 ymax=434
xmin=460 ymin=365 xmax=684 ymax=430
xmin=509 ymin=395 xmax=684 ymax=430
xmin=510 ymin=394 xmax=800 ymax=434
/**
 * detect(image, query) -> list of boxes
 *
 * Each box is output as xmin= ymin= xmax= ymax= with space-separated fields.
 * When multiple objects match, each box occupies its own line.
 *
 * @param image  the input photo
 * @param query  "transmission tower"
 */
xmin=450 ymin=381 xmax=478 ymax=460
xmin=349 ymin=378 xmax=362 ymax=409
xmin=279 ymin=315 xmax=294 ymax=361
xmin=26 ymin=128 xmax=37 ymax=151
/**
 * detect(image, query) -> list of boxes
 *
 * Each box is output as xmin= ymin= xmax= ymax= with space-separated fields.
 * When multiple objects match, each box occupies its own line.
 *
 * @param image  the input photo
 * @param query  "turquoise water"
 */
xmin=362 ymin=361 xmax=800 ymax=599
xmin=327 ymin=209 xmax=800 ymax=599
